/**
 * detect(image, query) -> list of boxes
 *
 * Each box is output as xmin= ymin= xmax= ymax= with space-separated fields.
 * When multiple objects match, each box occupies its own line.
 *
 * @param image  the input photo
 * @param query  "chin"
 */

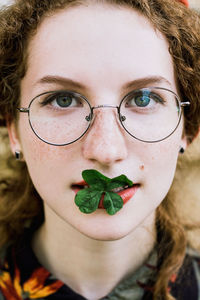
xmin=72 ymin=212 xmax=139 ymax=242
xmin=80 ymin=228 xmax=133 ymax=242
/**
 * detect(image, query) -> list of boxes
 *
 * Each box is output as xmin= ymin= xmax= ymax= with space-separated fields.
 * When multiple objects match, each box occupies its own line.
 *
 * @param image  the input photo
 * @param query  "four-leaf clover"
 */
xmin=75 ymin=169 xmax=133 ymax=215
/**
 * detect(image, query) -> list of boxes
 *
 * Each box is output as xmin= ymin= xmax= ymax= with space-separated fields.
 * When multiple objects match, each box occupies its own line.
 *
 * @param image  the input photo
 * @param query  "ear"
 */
xmin=7 ymin=121 xmax=22 ymax=156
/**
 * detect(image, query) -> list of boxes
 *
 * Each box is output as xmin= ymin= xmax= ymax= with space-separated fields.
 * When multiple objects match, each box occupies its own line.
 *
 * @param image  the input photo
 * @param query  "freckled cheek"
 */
xmin=18 ymin=121 xmax=50 ymax=162
xmin=18 ymin=117 xmax=81 ymax=169
xmin=18 ymin=130 xmax=78 ymax=198
xmin=136 ymin=143 xmax=180 ymax=210
xmin=30 ymin=117 xmax=81 ymax=146
xmin=149 ymin=145 xmax=177 ymax=165
xmin=143 ymin=144 xmax=180 ymax=189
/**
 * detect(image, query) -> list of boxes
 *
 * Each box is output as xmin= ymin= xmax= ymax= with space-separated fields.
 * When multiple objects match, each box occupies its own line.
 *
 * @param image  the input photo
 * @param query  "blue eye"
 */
xmin=40 ymin=92 xmax=83 ymax=109
xmin=55 ymin=95 xmax=73 ymax=107
xmin=135 ymin=91 xmax=151 ymax=107
xmin=125 ymin=89 xmax=164 ymax=109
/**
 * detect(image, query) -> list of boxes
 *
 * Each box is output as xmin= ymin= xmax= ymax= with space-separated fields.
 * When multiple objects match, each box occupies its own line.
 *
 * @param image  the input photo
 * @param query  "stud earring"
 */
xmin=15 ymin=150 xmax=21 ymax=160
xmin=179 ymin=147 xmax=185 ymax=154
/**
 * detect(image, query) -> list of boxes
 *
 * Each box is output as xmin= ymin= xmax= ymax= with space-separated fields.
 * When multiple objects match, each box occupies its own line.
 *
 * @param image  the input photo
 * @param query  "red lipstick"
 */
xmin=71 ymin=181 xmax=139 ymax=209
xmin=98 ymin=185 xmax=139 ymax=208
xmin=71 ymin=180 xmax=88 ymax=194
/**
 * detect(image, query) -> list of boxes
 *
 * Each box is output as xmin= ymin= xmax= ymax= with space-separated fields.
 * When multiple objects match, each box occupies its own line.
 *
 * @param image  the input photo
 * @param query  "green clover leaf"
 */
xmin=82 ymin=169 xmax=110 ymax=188
xmin=75 ymin=169 xmax=133 ymax=215
xmin=75 ymin=188 xmax=102 ymax=214
xmin=110 ymin=174 xmax=133 ymax=187
xmin=103 ymin=191 xmax=123 ymax=215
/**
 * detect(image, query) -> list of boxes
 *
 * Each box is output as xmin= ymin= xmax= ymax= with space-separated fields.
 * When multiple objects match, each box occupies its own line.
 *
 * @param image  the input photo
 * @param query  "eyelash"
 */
xmin=37 ymin=89 xmax=167 ymax=110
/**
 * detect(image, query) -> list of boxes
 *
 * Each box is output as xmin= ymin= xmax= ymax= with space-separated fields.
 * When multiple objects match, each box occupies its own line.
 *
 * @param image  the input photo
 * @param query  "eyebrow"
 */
xmin=122 ymin=76 xmax=172 ymax=91
xmin=35 ymin=75 xmax=172 ymax=92
xmin=35 ymin=75 xmax=88 ymax=91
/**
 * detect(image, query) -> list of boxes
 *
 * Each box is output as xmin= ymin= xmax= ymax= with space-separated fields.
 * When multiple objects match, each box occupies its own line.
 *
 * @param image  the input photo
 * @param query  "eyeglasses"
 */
xmin=17 ymin=87 xmax=190 ymax=146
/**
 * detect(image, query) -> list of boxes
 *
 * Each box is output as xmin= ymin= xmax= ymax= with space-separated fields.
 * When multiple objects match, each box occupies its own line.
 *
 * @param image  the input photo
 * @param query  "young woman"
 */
xmin=0 ymin=0 xmax=200 ymax=299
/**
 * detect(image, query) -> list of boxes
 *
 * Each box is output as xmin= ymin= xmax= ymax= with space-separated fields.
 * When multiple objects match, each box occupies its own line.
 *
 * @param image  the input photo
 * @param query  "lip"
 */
xmin=71 ymin=181 xmax=140 ymax=209
xmin=71 ymin=181 xmax=88 ymax=194
xmin=117 ymin=184 xmax=140 ymax=204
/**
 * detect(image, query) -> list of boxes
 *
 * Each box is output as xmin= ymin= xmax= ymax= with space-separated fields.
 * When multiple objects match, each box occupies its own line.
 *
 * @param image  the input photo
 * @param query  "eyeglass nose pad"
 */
xmin=85 ymin=115 xmax=91 ymax=122
xmin=120 ymin=114 xmax=126 ymax=122
xmin=85 ymin=114 xmax=92 ymax=122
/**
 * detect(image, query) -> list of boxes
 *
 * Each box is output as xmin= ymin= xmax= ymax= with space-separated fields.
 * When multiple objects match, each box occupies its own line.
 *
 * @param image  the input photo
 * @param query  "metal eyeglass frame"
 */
xmin=17 ymin=87 xmax=190 ymax=146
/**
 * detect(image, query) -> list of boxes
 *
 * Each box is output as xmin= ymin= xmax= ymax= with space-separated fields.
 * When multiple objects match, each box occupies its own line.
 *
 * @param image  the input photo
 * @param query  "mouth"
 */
xmin=71 ymin=181 xmax=140 ymax=209
xmin=71 ymin=181 xmax=89 ymax=193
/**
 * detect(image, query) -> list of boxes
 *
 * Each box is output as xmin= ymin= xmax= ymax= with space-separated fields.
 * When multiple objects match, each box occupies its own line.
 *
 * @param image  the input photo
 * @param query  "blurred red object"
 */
xmin=178 ymin=0 xmax=189 ymax=6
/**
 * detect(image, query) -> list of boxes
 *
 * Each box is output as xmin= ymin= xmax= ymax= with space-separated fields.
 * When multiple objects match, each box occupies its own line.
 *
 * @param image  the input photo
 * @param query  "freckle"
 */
xmin=140 ymin=164 xmax=144 ymax=171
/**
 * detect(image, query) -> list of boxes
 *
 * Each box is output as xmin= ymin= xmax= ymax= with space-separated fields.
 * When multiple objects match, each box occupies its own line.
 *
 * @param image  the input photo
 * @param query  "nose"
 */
xmin=82 ymin=108 xmax=128 ymax=165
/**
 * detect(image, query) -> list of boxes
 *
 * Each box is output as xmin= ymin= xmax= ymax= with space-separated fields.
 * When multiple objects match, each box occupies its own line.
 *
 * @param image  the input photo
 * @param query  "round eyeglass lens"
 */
xmin=29 ymin=91 xmax=91 ymax=145
xmin=119 ymin=87 xmax=181 ymax=142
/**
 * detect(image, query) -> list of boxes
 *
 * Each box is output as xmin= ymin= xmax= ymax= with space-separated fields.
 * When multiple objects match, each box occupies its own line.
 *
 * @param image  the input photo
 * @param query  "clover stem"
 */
xmin=98 ymin=192 xmax=105 ymax=209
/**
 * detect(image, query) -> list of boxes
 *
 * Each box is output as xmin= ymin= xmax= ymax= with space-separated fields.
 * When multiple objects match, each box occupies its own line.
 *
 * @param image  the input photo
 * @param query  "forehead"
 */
xmin=22 ymin=3 xmax=175 ymax=98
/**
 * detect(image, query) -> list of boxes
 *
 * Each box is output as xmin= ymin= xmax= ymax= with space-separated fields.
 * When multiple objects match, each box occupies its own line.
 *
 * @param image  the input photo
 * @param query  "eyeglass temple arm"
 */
xmin=180 ymin=101 xmax=190 ymax=107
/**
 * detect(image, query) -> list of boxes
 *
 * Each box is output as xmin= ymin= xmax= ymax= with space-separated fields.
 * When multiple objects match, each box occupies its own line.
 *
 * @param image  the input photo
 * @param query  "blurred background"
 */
xmin=190 ymin=0 xmax=200 ymax=9
xmin=0 ymin=0 xmax=200 ymax=9
xmin=0 ymin=0 xmax=12 ymax=5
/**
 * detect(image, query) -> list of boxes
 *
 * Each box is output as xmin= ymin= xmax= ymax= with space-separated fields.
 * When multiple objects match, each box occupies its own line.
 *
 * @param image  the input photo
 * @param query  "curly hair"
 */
xmin=0 ymin=0 xmax=200 ymax=299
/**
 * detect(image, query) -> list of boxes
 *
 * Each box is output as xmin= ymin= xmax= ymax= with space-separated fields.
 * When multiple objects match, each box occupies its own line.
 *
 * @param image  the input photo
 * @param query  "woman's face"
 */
xmin=9 ymin=3 xmax=186 ymax=240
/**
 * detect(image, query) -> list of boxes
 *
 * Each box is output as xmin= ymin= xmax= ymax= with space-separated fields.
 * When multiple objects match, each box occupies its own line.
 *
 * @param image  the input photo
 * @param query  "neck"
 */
xmin=32 ymin=207 xmax=156 ymax=300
